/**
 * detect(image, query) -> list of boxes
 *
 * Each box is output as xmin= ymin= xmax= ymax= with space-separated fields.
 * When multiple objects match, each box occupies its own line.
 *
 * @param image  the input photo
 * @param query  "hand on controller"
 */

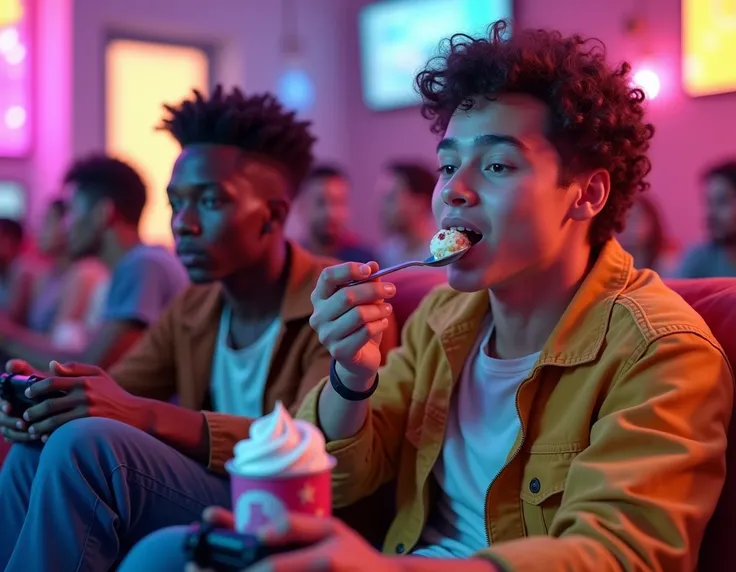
xmin=2 ymin=360 xmax=145 ymax=443
xmin=186 ymin=507 xmax=397 ymax=572
xmin=0 ymin=359 xmax=47 ymax=443
xmin=309 ymin=262 xmax=396 ymax=389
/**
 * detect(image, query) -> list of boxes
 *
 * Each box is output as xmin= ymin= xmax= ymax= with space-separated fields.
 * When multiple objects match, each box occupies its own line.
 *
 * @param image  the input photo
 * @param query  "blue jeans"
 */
xmin=118 ymin=526 xmax=190 ymax=571
xmin=0 ymin=417 xmax=231 ymax=572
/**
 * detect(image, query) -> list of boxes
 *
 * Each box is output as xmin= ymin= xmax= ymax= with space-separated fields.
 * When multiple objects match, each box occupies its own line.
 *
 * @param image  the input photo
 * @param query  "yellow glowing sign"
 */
xmin=0 ymin=0 xmax=23 ymax=28
xmin=683 ymin=0 xmax=736 ymax=96
xmin=105 ymin=39 xmax=209 ymax=247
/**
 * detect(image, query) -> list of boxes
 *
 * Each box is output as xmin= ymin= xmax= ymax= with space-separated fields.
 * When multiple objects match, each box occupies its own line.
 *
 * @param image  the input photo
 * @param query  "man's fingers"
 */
xmin=257 ymin=512 xmax=336 ymax=546
xmin=202 ymin=506 xmax=235 ymax=529
xmin=311 ymin=262 xmax=380 ymax=300
xmin=25 ymin=376 xmax=82 ymax=399
xmin=50 ymin=361 xmax=104 ymax=377
xmin=26 ymin=405 xmax=87 ymax=437
xmin=5 ymin=359 xmax=36 ymax=375
xmin=328 ymin=321 xmax=389 ymax=363
xmin=23 ymin=392 xmax=88 ymax=424
xmin=318 ymin=303 xmax=393 ymax=345
xmin=1 ymin=426 xmax=37 ymax=443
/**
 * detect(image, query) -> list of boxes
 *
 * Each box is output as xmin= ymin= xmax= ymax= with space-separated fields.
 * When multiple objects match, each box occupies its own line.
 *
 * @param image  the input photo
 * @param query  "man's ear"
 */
xmin=92 ymin=198 xmax=115 ymax=227
xmin=566 ymin=169 xmax=611 ymax=222
xmin=267 ymin=197 xmax=291 ymax=230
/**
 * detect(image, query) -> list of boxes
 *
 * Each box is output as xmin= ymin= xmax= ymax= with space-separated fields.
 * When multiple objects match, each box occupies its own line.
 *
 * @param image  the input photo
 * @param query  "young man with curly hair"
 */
xmin=0 ymin=87 xmax=400 ymax=572
xmin=119 ymin=21 xmax=732 ymax=572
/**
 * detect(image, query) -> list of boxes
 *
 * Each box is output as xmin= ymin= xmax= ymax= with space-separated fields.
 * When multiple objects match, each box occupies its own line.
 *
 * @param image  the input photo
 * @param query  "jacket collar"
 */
xmin=427 ymin=239 xmax=633 ymax=368
xmin=180 ymin=241 xmax=322 ymax=331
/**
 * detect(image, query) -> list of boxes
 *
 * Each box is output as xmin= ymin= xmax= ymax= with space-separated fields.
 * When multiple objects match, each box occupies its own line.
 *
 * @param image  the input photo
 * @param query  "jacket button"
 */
xmin=396 ymin=543 xmax=405 ymax=554
xmin=529 ymin=478 xmax=541 ymax=494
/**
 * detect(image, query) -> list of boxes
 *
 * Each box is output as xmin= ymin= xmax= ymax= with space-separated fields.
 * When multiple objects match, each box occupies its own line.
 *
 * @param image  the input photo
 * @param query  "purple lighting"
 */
xmin=0 ymin=1 xmax=31 ymax=157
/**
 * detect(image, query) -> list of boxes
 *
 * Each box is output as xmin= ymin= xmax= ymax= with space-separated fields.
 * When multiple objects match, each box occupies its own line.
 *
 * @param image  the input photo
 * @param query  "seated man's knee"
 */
xmin=118 ymin=526 xmax=191 ymax=572
xmin=39 ymin=418 xmax=138 ymax=470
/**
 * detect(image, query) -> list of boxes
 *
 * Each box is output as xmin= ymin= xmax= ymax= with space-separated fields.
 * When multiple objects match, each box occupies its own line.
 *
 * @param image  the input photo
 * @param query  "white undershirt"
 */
xmin=414 ymin=317 xmax=540 ymax=558
xmin=210 ymin=306 xmax=281 ymax=418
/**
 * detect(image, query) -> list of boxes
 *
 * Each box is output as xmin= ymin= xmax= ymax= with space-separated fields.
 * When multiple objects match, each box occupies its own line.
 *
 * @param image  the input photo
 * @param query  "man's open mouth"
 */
xmin=445 ymin=225 xmax=483 ymax=245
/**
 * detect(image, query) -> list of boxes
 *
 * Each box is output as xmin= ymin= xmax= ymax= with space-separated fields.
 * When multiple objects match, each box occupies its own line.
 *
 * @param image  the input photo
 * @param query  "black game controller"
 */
xmin=0 ymin=373 xmax=66 ymax=415
xmin=184 ymin=523 xmax=309 ymax=571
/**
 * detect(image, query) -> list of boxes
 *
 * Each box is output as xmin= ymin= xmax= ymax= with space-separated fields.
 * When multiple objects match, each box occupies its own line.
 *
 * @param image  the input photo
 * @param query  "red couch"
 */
xmin=667 ymin=279 xmax=736 ymax=571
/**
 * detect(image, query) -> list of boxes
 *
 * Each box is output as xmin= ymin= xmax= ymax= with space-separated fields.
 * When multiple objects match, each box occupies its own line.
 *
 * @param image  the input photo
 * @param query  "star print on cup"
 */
xmin=298 ymin=484 xmax=316 ymax=505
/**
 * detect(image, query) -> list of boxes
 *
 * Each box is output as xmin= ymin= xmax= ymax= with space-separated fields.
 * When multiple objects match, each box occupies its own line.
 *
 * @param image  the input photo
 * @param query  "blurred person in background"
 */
xmin=616 ymin=194 xmax=666 ymax=272
xmin=377 ymin=161 xmax=438 ymax=266
xmin=298 ymin=165 xmax=376 ymax=263
xmin=0 ymin=218 xmax=24 ymax=308
xmin=677 ymin=159 xmax=736 ymax=278
xmin=0 ymin=155 xmax=188 ymax=370
xmin=1 ymin=199 xmax=109 ymax=340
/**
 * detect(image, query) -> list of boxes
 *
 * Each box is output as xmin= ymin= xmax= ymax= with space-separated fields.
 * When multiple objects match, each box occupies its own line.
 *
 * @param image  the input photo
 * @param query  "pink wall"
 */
xmin=13 ymin=0 xmax=736 ymax=251
xmin=342 ymin=0 xmax=736 ymax=247
xmin=71 ymin=0 xmax=351 ymax=170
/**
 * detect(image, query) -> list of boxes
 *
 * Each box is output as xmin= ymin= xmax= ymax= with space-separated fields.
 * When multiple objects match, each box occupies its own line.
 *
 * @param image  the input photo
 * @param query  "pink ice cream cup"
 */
xmin=226 ymin=402 xmax=336 ymax=533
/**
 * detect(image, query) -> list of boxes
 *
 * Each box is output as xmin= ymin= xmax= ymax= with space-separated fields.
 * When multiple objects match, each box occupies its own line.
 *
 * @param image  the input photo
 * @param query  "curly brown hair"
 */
xmin=416 ymin=20 xmax=655 ymax=246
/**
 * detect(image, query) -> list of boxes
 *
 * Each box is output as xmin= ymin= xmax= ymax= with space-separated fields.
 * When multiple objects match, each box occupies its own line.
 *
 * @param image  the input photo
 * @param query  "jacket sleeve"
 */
xmin=107 ymin=300 xmax=178 ymax=402
xmin=296 ymin=297 xmax=435 ymax=508
xmin=477 ymin=333 xmax=734 ymax=572
xmin=288 ymin=338 xmax=333 ymax=417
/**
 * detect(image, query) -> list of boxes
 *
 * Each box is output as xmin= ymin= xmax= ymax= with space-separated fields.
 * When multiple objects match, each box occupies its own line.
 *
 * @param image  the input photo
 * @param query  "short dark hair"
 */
xmin=703 ymin=159 xmax=736 ymax=191
xmin=387 ymin=161 xmax=436 ymax=200
xmin=0 ymin=218 xmax=23 ymax=244
xmin=305 ymin=164 xmax=348 ymax=183
xmin=160 ymin=85 xmax=316 ymax=197
xmin=63 ymin=155 xmax=147 ymax=225
xmin=416 ymin=20 xmax=655 ymax=247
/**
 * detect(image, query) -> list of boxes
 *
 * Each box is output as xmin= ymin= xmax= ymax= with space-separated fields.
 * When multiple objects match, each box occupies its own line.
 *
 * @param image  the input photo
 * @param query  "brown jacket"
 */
xmin=109 ymin=243 xmax=337 ymax=473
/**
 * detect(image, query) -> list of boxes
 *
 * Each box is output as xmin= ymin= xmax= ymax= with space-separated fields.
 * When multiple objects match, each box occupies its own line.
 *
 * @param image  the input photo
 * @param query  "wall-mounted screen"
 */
xmin=683 ymin=0 xmax=736 ymax=97
xmin=358 ymin=0 xmax=513 ymax=111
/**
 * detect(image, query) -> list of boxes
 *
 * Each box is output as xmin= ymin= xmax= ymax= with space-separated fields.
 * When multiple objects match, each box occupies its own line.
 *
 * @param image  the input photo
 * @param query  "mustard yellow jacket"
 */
xmin=297 ymin=240 xmax=734 ymax=571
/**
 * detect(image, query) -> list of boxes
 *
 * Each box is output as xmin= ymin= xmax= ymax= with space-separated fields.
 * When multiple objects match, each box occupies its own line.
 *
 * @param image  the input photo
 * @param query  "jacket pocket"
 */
xmin=519 ymin=446 xmax=582 ymax=536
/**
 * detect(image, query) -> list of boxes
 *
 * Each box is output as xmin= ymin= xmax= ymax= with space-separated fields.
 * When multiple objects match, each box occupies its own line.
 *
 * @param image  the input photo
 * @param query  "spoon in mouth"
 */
xmin=345 ymin=245 xmax=470 ymax=287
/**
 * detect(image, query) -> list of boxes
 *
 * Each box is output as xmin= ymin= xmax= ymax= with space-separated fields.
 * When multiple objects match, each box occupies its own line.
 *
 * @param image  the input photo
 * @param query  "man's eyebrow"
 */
xmin=165 ymin=182 xmax=218 ymax=194
xmin=436 ymin=133 xmax=529 ymax=152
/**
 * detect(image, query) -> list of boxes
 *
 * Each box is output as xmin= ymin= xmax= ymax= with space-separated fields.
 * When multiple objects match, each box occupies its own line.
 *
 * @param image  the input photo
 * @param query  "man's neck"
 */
xmin=488 ymin=244 xmax=593 ymax=360
xmin=221 ymin=241 xmax=289 ymax=321
xmin=100 ymin=227 xmax=141 ymax=269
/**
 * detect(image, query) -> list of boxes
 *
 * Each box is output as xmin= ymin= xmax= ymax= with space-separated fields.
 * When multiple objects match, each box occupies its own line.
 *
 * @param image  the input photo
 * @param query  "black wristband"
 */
xmin=329 ymin=359 xmax=379 ymax=401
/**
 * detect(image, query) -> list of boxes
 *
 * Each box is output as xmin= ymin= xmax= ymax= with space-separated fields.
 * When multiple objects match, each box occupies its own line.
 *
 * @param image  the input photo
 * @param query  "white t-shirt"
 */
xmin=210 ymin=306 xmax=282 ymax=418
xmin=414 ymin=318 xmax=540 ymax=558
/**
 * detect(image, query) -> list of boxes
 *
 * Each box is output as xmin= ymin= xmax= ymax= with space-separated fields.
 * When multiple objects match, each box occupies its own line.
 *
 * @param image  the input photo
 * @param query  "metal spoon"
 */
xmin=345 ymin=246 xmax=470 ymax=286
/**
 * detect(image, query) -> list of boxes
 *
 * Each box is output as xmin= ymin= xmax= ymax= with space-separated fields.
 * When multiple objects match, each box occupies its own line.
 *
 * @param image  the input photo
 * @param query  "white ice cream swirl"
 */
xmin=230 ymin=402 xmax=333 ymax=478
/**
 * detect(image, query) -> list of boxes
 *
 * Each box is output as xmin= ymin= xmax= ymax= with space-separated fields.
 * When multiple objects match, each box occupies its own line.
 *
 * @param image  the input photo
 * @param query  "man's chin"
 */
xmin=447 ymin=267 xmax=490 ymax=293
xmin=185 ymin=267 xmax=215 ymax=284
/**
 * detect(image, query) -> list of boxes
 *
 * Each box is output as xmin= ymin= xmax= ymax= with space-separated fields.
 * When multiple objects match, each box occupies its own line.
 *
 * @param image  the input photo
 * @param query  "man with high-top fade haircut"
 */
xmin=0 ymin=87 xmax=399 ymax=572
